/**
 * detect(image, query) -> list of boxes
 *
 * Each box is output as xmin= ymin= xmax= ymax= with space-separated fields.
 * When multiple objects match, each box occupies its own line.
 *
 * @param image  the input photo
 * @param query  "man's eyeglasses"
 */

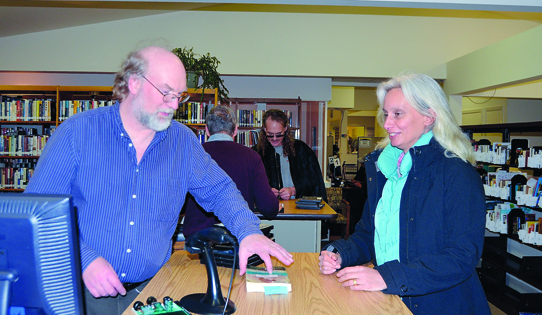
xmin=266 ymin=132 xmax=285 ymax=139
xmin=141 ymin=75 xmax=190 ymax=104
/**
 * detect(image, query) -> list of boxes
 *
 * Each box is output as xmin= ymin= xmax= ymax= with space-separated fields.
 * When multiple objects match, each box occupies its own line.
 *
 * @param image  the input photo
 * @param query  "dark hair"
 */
xmin=206 ymin=105 xmax=237 ymax=136
xmin=256 ymin=109 xmax=295 ymax=157
xmin=112 ymin=48 xmax=149 ymax=102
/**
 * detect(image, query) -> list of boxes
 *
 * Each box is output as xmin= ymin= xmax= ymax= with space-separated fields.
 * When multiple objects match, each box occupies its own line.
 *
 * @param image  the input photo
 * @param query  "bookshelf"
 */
xmin=178 ymin=97 xmax=304 ymax=147
xmin=176 ymin=96 xmax=324 ymax=171
xmin=0 ymin=85 xmax=113 ymax=191
xmin=230 ymin=97 xmax=302 ymax=148
xmin=462 ymin=122 xmax=542 ymax=315
xmin=1 ymin=85 xmax=218 ymax=191
xmin=173 ymin=88 xmax=218 ymax=143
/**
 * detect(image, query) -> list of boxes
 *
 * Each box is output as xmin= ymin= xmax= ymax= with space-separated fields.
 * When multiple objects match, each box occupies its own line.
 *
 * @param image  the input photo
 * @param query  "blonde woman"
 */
xmin=319 ymin=73 xmax=489 ymax=315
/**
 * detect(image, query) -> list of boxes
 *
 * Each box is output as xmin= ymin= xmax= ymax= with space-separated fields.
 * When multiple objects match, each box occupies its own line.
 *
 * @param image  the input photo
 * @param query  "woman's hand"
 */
xmin=336 ymin=266 xmax=387 ymax=291
xmin=319 ymin=250 xmax=342 ymax=274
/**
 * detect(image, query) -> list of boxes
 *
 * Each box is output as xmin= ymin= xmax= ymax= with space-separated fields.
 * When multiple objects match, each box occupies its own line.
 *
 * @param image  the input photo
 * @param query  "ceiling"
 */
xmin=2 ymin=0 xmax=542 ymax=39
xmin=1 ymin=0 xmax=542 ymax=98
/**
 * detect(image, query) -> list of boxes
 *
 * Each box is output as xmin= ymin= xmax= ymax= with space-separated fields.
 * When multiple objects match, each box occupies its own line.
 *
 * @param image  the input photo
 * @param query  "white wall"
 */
xmin=0 ymin=72 xmax=116 ymax=86
xmin=0 ymin=72 xmax=331 ymax=101
xmin=0 ymin=10 xmax=537 ymax=80
xmin=224 ymin=76 xmax=331 ymax=101
xmin=445 ymin=24 xmax=542 ymax=96
xmin=507 ymin=99 xmax=542 ymax=147
xmin=507 ymin=99 xmax=542 ymax=123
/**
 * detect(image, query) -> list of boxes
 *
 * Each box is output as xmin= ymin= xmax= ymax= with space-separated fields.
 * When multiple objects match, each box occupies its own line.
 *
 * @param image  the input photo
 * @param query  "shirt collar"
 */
xmin=113 ymin=101 xmax=169 ymax=142
xmin=207 ymin=133 xmax=234 ymax=142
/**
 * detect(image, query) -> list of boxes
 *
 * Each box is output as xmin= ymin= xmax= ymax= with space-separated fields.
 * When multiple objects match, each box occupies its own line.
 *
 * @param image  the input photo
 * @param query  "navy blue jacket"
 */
xmin=330 ymin=138 xmax=490 ymax=315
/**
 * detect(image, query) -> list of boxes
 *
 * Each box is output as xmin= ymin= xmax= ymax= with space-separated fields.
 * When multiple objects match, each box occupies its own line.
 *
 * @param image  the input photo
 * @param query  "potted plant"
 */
xmin=172 ymin=47 xmax=229 ymax=104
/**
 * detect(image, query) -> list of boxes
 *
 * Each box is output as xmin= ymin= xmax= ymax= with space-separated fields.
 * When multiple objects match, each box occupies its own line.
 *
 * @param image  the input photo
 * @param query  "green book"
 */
xmin=245 ymin=266 xmax=292 ymax=293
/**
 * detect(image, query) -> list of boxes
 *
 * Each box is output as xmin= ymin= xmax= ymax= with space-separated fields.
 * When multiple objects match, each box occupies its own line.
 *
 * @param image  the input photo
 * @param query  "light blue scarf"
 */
xmin=374 ymin=131 xmax=433 ymax=265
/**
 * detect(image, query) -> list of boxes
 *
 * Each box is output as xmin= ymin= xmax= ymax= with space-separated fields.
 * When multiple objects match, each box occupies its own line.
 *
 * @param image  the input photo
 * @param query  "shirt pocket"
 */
xmin=150 ymin=178 xmax=185 ymax=223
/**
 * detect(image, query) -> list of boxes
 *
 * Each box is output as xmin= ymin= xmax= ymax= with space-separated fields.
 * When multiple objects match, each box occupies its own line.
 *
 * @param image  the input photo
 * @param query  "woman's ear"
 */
xmin=424 ymin=109 xmax=436 ymax=127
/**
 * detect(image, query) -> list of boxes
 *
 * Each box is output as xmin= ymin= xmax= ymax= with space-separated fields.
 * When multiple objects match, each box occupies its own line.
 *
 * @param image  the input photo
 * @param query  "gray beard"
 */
xmin=134 ymin=104 xmax=173 ymax=132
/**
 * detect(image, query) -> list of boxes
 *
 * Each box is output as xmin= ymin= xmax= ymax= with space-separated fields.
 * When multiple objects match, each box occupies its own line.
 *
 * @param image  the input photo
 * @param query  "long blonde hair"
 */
xmin=375 ymin=73 xmax=475 ymax=165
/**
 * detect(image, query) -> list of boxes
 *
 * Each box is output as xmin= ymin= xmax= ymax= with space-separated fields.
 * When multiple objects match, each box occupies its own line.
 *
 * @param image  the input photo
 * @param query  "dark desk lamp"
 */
xmin=181 ymin=227 xmax=237 ymax=315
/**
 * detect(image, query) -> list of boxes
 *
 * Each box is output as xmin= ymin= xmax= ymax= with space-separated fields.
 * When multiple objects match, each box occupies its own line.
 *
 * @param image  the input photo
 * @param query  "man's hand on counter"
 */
xmin=238 ymin=234 xmax=294 ymax=275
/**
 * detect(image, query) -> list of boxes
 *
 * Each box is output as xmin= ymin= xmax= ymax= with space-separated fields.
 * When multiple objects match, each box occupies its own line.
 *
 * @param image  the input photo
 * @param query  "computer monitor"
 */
xmin=0 ymin=193 xmax=84 ymax=315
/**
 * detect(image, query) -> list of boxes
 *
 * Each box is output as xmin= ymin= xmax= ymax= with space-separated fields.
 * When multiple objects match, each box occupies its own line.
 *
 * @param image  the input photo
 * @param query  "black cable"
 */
xmin=222 ymin=244 xmax=238 ymax=315
xmin=465 ymin=89 xmax=497 ymax=104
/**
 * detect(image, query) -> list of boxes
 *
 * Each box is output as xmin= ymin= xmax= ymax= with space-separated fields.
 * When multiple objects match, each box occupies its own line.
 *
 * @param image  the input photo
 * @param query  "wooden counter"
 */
xmin=122 ymin=251 xmax=412 ymax=315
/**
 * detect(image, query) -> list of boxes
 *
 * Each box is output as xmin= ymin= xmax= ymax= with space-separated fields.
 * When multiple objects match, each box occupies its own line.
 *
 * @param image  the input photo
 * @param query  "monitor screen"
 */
xmin=0 ymin=193 xmax=84 ymax=315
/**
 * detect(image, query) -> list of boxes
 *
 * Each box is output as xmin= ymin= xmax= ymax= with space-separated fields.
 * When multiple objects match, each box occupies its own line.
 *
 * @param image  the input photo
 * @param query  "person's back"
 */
xmin=183 ymin=106 xmax=279 ymax=239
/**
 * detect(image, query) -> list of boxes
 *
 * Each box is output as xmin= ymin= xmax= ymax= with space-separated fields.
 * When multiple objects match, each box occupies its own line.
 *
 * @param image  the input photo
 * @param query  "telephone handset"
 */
xmin=181 ymin=227 xmax=237 ymax=314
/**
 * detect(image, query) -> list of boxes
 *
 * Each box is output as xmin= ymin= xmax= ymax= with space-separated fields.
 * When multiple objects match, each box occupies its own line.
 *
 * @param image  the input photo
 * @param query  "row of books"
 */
xmin=237 ymin=109 xmax=264 ymax=127
xmin=59 ymin=100 xmax=114 ymax=121
xmin=0 ymin=158 xmax=38 ymax=189
xmin=0 ymin=135 xmax=50 ymax=157
xmin=1 ymin=126 xmax=56 ymax=136
xmin=484 ymin=171 xmax=542 ymax=208
xmin=474 ymin=139 xmax=541 ymax=169
xmin=236 ymin=130 xmax=259 ymax=147
xmin=486 ymin=201 xmax=542 ymax=245
xmin=190 ymin=129 xmax=261 ymax=148
xmin=176 ymin=105 xmax=296 ymax=128
xmin=193 ymin=129 xmax=299 ymax=147
xmin=518 ymin=147 xmax=542 ymax=168
xmin=0 ymin=127 xmax=55 ymax=157
xmin=0 ymin=98 xmax=54 ymax=122
xmin=474 ymin=142 xmax=511 ymax=165
xmin=174 ymin=102 xmax=213 ymax=124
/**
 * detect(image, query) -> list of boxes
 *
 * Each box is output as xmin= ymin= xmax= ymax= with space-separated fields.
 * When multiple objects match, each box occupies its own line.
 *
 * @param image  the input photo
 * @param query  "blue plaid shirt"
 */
xmin=25 ymin=102 xmax=261 ymax=283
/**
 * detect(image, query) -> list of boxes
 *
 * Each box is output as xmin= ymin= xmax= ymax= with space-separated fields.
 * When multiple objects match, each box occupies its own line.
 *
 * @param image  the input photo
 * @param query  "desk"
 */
xmin=122 ymin=251 xmax=412 ymax=315
xmin=256 ymin=199 xmax=337 ymax=253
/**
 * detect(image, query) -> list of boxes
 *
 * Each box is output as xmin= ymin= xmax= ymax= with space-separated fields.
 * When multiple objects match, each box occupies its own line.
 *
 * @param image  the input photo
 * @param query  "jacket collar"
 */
xmin=366 ymin=135 xmax=443 ymax=172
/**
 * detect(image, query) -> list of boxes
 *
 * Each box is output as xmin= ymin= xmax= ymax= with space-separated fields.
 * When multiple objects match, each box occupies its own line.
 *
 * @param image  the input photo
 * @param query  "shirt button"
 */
xmin=121 ymin=133 xmax=124 ymax=136
xmin=136 ymin=169 xmax=139 ymax=172
xmin=130 ymin=221 xmax=135 ymax=225
xmin=127 ymin=249 xmax=132 ymax=253
xmin=401 ymin=285 xmax=408 ymax=292
xmin=132 ymin=195 xmax=136 ymax=199
xmin=121 ymin=273 xmax=126 ymax=277
xmin=129 ymin=143 xmax=133 ymax=147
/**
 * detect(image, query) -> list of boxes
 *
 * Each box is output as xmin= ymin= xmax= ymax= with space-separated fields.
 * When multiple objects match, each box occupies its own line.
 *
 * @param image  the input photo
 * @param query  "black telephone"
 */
xmin=184 ymin=227 xmax=237 ymax=254
xmin=181 ymin=227 xmax=237 ymax=314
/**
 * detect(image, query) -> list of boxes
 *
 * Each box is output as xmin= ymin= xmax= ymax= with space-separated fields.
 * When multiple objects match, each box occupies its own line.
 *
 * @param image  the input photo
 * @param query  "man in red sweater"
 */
xmin=183 ymin=105 xmax=280 ymax=239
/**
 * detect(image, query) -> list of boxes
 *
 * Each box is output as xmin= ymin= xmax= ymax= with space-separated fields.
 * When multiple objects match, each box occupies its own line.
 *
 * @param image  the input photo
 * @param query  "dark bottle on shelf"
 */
xmin=507 ymin=207 xmax=526 ymax=235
